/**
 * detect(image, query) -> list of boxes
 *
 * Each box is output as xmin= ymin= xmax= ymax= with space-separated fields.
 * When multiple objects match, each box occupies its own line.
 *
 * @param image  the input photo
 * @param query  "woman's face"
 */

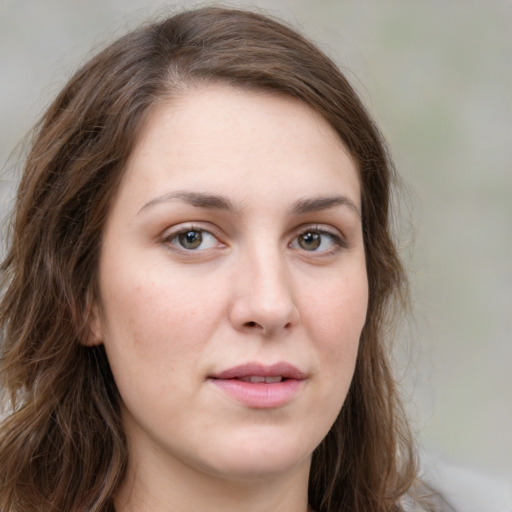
xmin=94 ymin=85 xmax=368 ymax=482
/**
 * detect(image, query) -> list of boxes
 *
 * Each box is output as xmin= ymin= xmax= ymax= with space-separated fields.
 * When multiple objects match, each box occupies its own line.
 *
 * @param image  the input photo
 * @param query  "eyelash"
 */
xmin=163 ymin=224 xmax=223 ymax=252
xmin=162 ymin=224 xmax=348 ymax=255
xmin=289 ymin=226 xmax=348 ymax=255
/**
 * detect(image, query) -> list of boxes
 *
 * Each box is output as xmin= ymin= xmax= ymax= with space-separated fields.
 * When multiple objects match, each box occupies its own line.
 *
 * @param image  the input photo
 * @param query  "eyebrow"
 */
xmin=290 ymin=195 xmax=361 ymax=217
xmin=138 ymin=191 xmax=239 ymax=214
xmin=138 ymin=190 xmax=360 ymax=217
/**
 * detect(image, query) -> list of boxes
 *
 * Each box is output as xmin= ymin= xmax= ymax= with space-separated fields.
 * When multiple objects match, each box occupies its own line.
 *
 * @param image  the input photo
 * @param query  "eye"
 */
xmin=166 ymin=228 xmax=220 ymax=251
xmin=290 ymin=228 xmax=345 ymax=254
xmin=297 ymin=231 xmax=321 ymax=251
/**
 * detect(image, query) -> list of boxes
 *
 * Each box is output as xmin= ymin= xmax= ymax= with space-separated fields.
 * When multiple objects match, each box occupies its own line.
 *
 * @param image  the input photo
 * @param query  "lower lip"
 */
xmin=209 ymin=378 xmax=304 ymax=408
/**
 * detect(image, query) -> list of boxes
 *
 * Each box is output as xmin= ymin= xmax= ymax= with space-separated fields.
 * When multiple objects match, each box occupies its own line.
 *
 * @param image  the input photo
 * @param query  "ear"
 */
xmin=84 ymin=302 xmax=104 ymax=346
xmin=80 ymin=289 xmax=104 ymax=346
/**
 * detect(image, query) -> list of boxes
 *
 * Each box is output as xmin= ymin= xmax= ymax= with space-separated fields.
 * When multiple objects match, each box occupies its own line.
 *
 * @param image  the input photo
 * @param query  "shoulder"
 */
xmin=412 ymin=454 xmax=512 ymax=512
xmin=399 ymin=481 xmax=456 ymax=512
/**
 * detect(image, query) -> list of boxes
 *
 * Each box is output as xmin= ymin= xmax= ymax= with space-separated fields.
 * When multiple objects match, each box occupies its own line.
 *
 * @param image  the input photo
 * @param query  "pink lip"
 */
xmin=208 ymin=362 xmax=306 ymax=409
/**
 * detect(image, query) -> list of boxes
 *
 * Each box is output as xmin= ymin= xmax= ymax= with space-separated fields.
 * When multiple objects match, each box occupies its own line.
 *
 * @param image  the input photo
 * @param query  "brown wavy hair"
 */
xmin=0 ymin=7 xmax=417 ymax=512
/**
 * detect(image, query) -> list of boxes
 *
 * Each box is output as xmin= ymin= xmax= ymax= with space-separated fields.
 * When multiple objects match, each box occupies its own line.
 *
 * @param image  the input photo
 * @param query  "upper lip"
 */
xmin=210 ymin=362 xmax=306 ymax=380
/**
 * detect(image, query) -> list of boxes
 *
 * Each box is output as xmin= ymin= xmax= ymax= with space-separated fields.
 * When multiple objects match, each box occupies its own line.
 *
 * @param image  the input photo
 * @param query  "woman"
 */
xmin=0 ymin=7 xmax=442 ymax=512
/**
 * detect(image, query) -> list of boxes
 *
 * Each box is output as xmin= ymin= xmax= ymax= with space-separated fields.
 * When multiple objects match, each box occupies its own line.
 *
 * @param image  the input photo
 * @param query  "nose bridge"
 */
xmin=250 ymin=241 xmax=291 ymax=307
xmin=231 ymin=236 xmax=299 ymax=335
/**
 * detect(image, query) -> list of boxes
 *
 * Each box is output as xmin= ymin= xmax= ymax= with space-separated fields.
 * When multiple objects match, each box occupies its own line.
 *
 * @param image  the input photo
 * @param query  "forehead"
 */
xmin=118 ymin=84 xmax=360 ymax=211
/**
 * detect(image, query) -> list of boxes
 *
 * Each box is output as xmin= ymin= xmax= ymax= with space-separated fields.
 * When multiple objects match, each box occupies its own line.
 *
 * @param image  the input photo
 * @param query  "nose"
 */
xmin=228 ymin=249 xmax=300 ymax=338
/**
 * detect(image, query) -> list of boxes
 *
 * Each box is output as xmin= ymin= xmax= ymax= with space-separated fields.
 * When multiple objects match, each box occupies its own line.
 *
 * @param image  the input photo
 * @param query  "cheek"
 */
xmin=295 ymin=273 xmax=368 ymax=448
xmin=97 ymin=268 xmax=214 ymax=417
xmin=305 ymin=271 xmax=368 ymax=375
xmin=311 ymin=272 xmax=368 ymax=337
xmin=97 ymin=258 xmax=230 ymax=378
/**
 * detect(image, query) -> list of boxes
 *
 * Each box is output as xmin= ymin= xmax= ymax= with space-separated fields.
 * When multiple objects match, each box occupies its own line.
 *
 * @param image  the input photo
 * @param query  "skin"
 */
xmin=92 ymin=84 xmax=368 ymax=512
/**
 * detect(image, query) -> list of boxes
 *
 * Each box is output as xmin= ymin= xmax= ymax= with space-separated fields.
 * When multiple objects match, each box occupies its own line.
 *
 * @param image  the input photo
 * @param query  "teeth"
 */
xmin=239 ymin=376 xmax=265 ymax=383
xmin=239 ymin=376 xmax=283 ymax=383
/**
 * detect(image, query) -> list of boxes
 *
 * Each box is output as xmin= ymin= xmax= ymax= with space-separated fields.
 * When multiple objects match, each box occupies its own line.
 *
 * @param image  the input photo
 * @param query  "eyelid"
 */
xmin=161 ymin=223 xmax=225 ymax=251
xmin=159 ymin=222 xmax=349 ymax=256
xmin=289 ymin=224 xmax=349 ymax=253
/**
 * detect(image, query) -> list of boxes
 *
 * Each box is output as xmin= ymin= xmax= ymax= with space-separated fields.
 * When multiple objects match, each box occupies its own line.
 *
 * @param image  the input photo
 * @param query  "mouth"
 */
xmin=208 ymin=362 xmax=306 ymax=409
xmin=238 ymin=375 xmax=284 ymax=383
xmin=209 ymin=362 xmax=306 ymax=381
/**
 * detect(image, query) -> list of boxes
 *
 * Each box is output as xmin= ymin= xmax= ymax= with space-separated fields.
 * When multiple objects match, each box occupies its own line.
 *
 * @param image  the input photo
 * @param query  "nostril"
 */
xmin=246 ymin=321 xmax=257 ymax=328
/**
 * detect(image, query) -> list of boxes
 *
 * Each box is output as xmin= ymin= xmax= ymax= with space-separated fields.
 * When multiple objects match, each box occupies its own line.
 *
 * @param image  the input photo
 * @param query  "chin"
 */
xmin=205 ymin=456 xmax=311 ymax=483
xmin=195 ymin=430 xmax=315 ymax=482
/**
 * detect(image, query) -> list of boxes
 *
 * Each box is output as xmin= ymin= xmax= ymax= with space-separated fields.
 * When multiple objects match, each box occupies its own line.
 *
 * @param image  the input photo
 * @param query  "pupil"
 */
xmin=300 ymin=232 xmax=320 ymax=250
xmin=179 ymin=230 xmax=202 ymax=249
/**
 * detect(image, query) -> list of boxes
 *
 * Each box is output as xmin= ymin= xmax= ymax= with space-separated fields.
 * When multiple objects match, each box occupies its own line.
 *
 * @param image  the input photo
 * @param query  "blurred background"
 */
xmin=1 ymin=0 xmax=511 ymax=509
